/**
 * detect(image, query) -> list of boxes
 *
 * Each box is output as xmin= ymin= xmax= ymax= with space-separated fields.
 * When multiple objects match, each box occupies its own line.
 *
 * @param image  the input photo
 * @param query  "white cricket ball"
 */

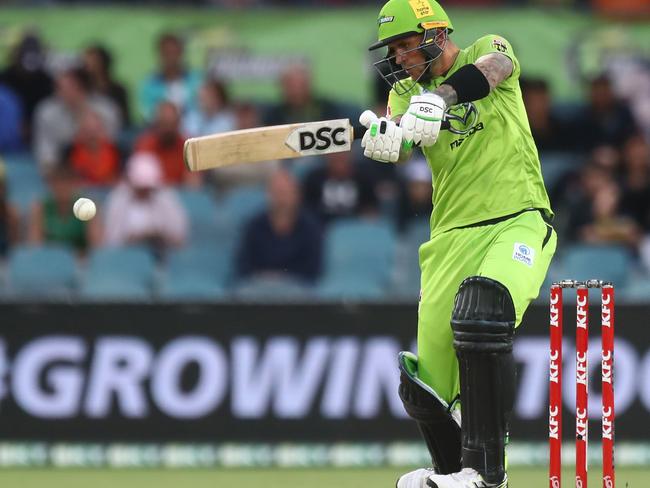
xmin=73 ymin=197 xmax=96 ymax=221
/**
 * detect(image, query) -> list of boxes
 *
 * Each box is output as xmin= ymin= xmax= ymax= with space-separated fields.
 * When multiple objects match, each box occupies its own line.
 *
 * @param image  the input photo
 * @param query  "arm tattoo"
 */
xmin=433 ymin=84 xmax=458 ymax=106
xmin=474 ymin=53 xmax=514 ymax=90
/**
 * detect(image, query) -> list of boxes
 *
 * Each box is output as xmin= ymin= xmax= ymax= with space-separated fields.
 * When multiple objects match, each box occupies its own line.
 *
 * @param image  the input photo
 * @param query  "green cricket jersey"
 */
xmin=388 ymin=35 xmax=552 ymax=238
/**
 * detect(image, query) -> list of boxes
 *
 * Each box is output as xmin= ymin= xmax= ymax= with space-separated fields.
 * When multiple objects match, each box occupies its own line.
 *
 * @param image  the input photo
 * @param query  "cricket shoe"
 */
xmin=396 ymin=468 xmax=437 ymax=488
xmin=425 ymin=468 xmax=507 ymax=488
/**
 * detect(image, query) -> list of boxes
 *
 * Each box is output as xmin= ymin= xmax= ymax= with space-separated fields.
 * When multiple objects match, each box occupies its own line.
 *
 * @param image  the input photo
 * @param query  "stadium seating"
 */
xmin=539 ymin=152 xmax=577 ymax=194
xmin=317 ymin=218 xmax=397 ymax=298
xmin=234 ymin=275 xmax=314 ymax=301
xmin=80 ymin=185 xmax=111 ymax=206
xmin=177 ymin=188 xmax=237 ymax=246
xmin=561 ymin=244 xmax=633 ymax=288
xmin=158 ymin=245 xmax=230 ymax=299
xmin=177 ymin=188 xmax=219 ymax=230
xmin=6 ymin=244 xmax=77 ymax=298
xmin=3 ymin=153 xmax=46 ymax=215
xmin=391 ymin=218 xmax=429 ymax=298
xmin=80 ymin=246 xmax=156 ymax=300
xmin=316 ymin=276 xmax=385 ymax=300
xmin=220 ymin=185 xmax=267 ymax=225
xmin=324 ymin=218 xmax=396 ymax=282
xmin=618 ymin=274 xmax=650 ymax=303
xmin=158 ymin=277 xmax=225 ymax=300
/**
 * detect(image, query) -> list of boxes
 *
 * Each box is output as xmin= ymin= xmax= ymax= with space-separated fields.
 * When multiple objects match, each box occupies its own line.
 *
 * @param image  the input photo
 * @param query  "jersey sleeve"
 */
xmin=472 ymin=34 xmax=521 ymax=86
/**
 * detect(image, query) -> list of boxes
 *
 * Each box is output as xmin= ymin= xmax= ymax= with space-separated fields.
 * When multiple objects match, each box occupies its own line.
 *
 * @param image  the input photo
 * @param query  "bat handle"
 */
xmin=353 ymin=119 xmax=450 ymax=140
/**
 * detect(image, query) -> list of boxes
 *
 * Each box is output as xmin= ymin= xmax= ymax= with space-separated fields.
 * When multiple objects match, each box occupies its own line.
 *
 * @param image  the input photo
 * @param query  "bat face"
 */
xmin=184 ymin=119 xmax=354 ymax=172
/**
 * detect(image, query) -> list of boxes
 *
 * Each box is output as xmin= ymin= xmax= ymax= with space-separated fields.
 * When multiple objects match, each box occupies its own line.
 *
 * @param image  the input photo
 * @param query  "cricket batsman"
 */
xmin=359 ymin=1 xmax=557 ymax=486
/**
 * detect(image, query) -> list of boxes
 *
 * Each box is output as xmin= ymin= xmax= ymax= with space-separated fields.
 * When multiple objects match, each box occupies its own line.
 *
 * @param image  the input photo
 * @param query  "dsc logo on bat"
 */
xmin=285 ymin=119 xmax=352 ymax=156
xmin=299 ymin=127 xmax=347 ymax=151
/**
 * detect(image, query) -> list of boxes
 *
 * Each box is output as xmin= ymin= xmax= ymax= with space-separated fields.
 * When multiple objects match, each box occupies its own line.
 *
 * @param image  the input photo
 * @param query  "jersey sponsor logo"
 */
xmin=513 ymin=242 xmax=535 ymax=267
xmin=492 ymin=38 xmax=508 ymax=53
xmin=378 ymin=15 xmax=394 ymax=24
xmin=408 ymin=0 xmax=434 ymax=19
xmin=448 ymin=122 xmax=484 ymax=150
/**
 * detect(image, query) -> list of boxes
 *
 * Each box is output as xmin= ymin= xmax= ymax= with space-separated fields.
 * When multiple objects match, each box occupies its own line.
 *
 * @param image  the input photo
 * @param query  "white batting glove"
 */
xmin=400 ymin=93 xmax=446 ymax=147
xmin=359 ymin=110 xmax=403 ymax=163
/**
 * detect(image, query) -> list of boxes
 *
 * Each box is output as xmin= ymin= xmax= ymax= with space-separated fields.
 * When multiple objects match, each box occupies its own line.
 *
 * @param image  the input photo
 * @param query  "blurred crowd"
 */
xmin=520 ymin=75 xmax=650 ymax=270
xmin=4 ymin=0 xmax=650 ymax=14
xmin=0 ymin=29 xmax=649 ymax=298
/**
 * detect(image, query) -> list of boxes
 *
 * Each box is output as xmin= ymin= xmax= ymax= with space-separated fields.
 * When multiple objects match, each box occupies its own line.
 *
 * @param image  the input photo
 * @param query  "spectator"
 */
xmin=549 ymin=145 xmax=619 ymax=212
xmin=182 ymin=78 xmax=236 ymax=137
xmin=574 ymin=75 xmax=638 ymax=151
xmin=520 ymin=77 xmax=573 ymax=152
xmin=593 ymin=0 xmax=650 ymax=17
xmin=103 ymin=152 xmax=188 ymax=253
xmin=66 ymin=108 xmax=122 ymax=185
xmin=33 ymin=67 xmax=121 ymax=170
xmin=0 ymin=160 xmax=19 ymax=257
xmin=135 ymin=100 xmax=196 ymax=186
xmin=138 ymin=32 xmax=202 ymax=121
xmin=580 ymin=182 xmax=640 ymax=247
xmin=28 ymin=165 xmax=100 ymax=253
xmin=566 ymin=164 xmax=609 ymax=240
xmin=236 ymin=169 xmax=322 ymax=283
xmin=0 ymin=33 xmax=54 ymax=144
xmin=303 ymin=151 xmax=378 ymax=224
xmin=263 ymin=63 xmax=346 ymax=125
xmin=568 ymin=164 xmax=640 ymax=247
xmin=396 ymin=157 xmax=433 ymax=233
xmin=620 ymin=134 xmax=650 ymax=230
xmin=590 ymin=144 xmax=621 ymax=176
xmin=83 ymin=44 xmax=131 ymax=127
xmin=0 ymin=83 xmax=24 ymax=153
xmin=209 ymin=102 xmax=278 ymax=192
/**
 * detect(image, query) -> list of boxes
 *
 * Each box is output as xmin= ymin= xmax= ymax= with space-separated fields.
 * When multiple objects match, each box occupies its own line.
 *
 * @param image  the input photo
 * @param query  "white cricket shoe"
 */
xmin=425 ymin=468 xmax=507 ymax=488
xmin=396 ymin=468 xmax=437 ymax=488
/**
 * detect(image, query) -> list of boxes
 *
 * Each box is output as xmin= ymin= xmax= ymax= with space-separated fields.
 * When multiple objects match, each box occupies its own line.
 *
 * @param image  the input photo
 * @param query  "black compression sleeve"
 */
xmin=441 ymin=64 xmax=491 ymax=104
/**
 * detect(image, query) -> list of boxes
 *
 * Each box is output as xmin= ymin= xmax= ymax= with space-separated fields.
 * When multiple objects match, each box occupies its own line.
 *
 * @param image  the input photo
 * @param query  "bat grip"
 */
xmin=353 ymin=119 xmax=450 ymax=140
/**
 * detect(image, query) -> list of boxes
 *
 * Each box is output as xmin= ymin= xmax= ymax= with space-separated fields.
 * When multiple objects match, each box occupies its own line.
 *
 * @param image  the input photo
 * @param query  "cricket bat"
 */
xmin=183 ymin=118 xmax=449 ymax=172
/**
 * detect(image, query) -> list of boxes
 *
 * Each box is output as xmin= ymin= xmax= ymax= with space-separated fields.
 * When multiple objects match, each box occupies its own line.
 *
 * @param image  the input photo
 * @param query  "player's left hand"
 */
xmin=400 ymin=93 xmax=446 ymax=147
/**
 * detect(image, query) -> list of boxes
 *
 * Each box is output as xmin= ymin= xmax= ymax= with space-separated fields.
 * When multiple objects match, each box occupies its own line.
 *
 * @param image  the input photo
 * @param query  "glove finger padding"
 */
xmin=421 ymin=121 xmax=440 ymax=147
xmin=359 ymin=109 xmax=379 ymax=129
xmin=389 ymin=126 xmax=403 ymax=162
xmin=361 ymin=127 xmax=369 ymax=146
xmin=414 ymin=116 xmax=426 ymax=144
xmin=400 ymin=112 xmax=416 ymax=144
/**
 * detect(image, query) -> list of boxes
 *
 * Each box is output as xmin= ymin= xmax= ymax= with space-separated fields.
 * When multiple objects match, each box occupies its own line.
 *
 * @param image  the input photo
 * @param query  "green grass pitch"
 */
xmin=1 ymin=468 xmax=648 ymax=487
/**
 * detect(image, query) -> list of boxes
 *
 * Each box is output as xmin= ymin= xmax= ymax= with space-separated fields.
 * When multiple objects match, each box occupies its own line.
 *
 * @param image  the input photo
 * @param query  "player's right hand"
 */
xmin=359 ymin=110 xmax=403 ymax=163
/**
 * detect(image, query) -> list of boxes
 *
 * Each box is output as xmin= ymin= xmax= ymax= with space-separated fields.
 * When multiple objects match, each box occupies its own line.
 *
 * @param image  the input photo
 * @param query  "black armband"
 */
xmin=441 ymin=64 xmax=490 ymax=104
